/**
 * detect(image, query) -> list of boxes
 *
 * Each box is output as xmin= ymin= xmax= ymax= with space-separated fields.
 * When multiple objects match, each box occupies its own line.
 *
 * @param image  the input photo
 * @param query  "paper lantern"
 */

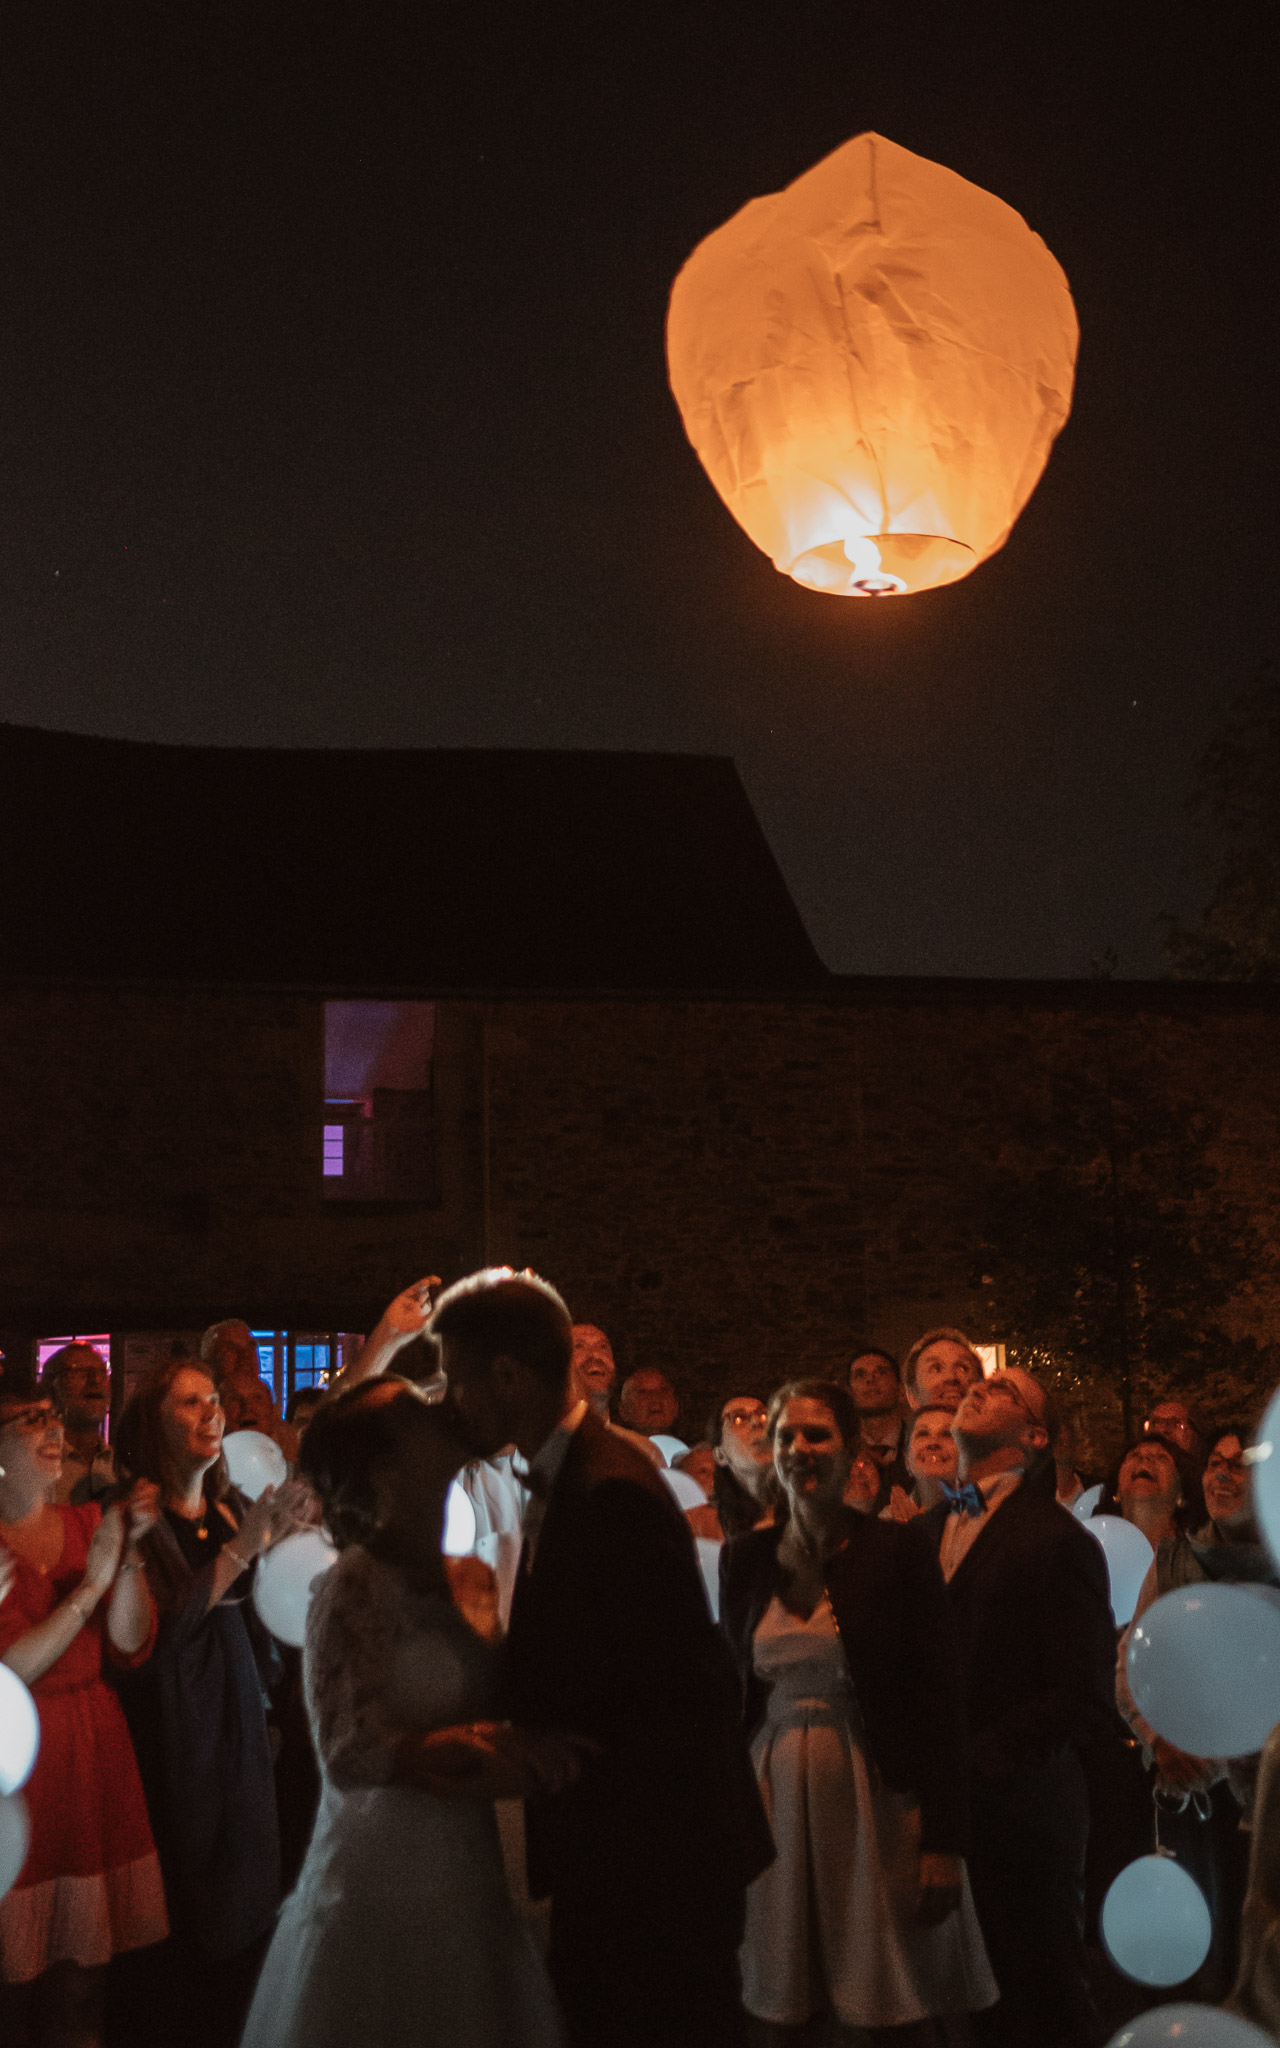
xmin=666 ymin=132 xmax=1077 ymax=597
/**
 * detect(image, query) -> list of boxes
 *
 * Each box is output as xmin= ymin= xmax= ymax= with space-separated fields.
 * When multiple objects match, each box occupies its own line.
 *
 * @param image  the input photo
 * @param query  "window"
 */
xmin=322 ymin=1001 xmax=437 ymax=1201
xmin=251 ymin=1331 xmax=364 ymax=1410
xmin=973 ymin=1343 xmax=1007 ymax=1379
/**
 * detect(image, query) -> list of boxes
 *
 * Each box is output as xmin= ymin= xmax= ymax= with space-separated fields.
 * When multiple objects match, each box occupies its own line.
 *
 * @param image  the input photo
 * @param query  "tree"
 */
xmin=977 ymin=1018 xmax=1272 ymax=1450
xmin=1163 ymin=662 xmax=1280 ymax=980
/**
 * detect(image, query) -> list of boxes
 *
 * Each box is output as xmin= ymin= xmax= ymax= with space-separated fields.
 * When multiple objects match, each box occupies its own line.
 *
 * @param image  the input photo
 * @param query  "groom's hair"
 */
xmin=431 ymin=1268 xmax=573 ymax=1391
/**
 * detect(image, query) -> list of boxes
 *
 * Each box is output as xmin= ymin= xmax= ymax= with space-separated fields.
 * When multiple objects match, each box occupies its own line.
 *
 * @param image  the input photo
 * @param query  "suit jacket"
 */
xmin=719 ymin=1513 xmax=971 ymax=1855
xmin=503 ymin=1409 xmax=774 ymax=1908
xmin=920 ymin=1475 xmax=1115 ymax=1782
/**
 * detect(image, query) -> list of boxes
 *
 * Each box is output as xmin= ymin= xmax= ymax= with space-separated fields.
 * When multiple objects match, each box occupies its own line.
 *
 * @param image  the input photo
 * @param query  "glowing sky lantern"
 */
xmin=666 ymin=133 xmax=1078 ymax=597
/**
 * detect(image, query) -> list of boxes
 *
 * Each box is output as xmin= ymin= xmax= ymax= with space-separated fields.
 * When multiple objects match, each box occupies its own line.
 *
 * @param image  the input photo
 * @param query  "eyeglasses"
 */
xmin=1 ymin=1404 xmax=63 ymax=1434
xmin=722 ymin=1405 xmax=765 ymax=1428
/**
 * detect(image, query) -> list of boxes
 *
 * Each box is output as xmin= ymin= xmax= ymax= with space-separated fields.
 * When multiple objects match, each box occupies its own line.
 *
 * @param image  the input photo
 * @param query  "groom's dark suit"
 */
xmin=921 ymin=1469 xmax=1115 ymax=2048
xmin=504 ymin=1408 xmax=773 ymax=2048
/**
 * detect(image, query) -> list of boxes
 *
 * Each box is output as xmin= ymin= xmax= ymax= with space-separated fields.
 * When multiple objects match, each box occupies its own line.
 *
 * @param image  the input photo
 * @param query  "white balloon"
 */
xmin=1073 ymin=1482 xmax=1103 ymax=1521
xmin=649 ymin=1435 xmax=689 ymax=1466
xmin=1251 ymin=1387 xmax=1280 ymax=1576
xmin=1085 ymin=1514 xmax=1155 ymax=1627
xmin=1101 ymin=1854 xmax=1211 ymax=1986
xmin=1106 ymin=2006 xmax=1273 ymax=2046
xmin=695 ymin=1537 xmax=722 ymax=1622
xmin=222 ymin=1429 xmax=288 ymax=1502
xmin=0 ymin=1792 xmax=29 ymax=1900
xmin=0 ymin=1664 xmax=40 ymax=1796
xmin=1127 ymin=1582 xmax=1280 ymax=1757
xmin=442 ymin=1480 xmax=477 ymax=1558
xmin=662 ymin=1467 xmax=707 ymax=1512
xmin=253 ymin=1529 xmax=338 ymax=1647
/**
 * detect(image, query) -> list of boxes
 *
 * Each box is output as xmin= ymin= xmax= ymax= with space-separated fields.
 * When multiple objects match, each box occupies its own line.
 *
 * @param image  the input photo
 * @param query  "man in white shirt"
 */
xmin=42 ymin=1343 xmax=116 ymax=1505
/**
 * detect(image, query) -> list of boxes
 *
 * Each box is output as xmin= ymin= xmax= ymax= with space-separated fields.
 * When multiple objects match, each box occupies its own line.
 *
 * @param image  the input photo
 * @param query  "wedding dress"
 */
xmin=240 ymin=1545 xmax=563 ymax=2048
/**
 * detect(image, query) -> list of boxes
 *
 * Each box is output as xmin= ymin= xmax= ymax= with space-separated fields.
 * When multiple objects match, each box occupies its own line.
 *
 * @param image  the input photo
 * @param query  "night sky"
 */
xmin=2 ymin=6 xmax=1275 ymax=978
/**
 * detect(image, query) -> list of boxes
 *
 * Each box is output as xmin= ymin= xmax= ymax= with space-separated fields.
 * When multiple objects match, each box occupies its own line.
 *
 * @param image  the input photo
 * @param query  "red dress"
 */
xmin=0 ymin=1503 xmax=168 ymax=1982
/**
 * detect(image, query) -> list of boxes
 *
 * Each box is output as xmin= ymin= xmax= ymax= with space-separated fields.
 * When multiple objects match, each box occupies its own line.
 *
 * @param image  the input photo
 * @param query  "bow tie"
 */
xmin=942 ymin=1481 xmax=986 ymax=1518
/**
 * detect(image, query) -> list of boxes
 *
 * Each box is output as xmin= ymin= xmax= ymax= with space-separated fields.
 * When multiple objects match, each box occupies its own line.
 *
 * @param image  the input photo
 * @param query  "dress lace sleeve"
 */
xmin=304 ymin=1549 xmax=408 ymax=1789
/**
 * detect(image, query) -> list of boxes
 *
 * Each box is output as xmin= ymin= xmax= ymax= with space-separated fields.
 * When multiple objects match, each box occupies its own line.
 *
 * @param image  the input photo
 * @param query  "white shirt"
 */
xmin=939 ymin=1468 xmax=1024 ymax=1583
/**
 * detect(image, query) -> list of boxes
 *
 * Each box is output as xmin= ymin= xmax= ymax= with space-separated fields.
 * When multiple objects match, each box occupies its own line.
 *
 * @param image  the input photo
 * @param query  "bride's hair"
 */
xmin=299 ymin=1378 xmax=459 ymax=1550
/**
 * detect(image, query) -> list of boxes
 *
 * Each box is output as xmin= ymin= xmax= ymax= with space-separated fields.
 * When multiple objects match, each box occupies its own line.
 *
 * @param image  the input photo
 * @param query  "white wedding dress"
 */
xmin=240 ymin=1546 xmax=563 ymax=2048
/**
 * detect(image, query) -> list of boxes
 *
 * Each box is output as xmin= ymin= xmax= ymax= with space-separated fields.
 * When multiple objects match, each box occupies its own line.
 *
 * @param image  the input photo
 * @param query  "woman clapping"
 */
xmin=0 ymin=1377 xmax=167 ymax=2048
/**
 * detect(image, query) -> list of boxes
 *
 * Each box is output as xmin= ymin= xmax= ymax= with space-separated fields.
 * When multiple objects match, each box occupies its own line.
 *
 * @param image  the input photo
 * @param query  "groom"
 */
xmin=431 ymin=1268 xmax=773 ymax=2048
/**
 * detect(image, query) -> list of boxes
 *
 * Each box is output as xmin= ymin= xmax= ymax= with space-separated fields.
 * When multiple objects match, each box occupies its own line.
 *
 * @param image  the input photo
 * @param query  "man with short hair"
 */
xmin=1143 ymin=1396 xmax=1206 ymax=1471
xmin=618 ymin=1366 xmax=681 ymax=1440
xmin=199 ymin=1318 xmax=299 ymax=1459
xmin=847 ymin=1346 xmax=911 ymax=1510
xmin=431 ymin=1269 xmax=772 ymax=2048
xmin=570 ymin=1323 xmax=662 ymax=1467
xmin=921 ymin=1369 xmax=1114 ymax=2047
xmin=41 ymin=1342 xmax=115 ymax=1504
xmin=903 ymin=1327 xmax=985 ymax=1413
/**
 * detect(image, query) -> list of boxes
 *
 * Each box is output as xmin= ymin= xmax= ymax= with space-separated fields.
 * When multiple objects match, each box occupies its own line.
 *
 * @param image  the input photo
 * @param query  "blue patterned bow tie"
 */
xmin=942 ymin=1481 xmax=986 ymax=1518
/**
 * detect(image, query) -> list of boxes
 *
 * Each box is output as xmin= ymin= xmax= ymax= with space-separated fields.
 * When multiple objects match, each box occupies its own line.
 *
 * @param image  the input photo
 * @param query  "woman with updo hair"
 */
xmin=721 ymin=1378 xmax=996 ymax=2044
xmin=240 ymin=1376 xmax=579 ymax=2048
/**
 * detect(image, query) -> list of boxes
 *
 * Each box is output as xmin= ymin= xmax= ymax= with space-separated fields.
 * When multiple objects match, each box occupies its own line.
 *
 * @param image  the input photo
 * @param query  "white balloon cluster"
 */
xmin=222 ymin=1429 xmax=288 ymax=1501
xmin=1098 ymin=1384 xmax=1280 ymax=2033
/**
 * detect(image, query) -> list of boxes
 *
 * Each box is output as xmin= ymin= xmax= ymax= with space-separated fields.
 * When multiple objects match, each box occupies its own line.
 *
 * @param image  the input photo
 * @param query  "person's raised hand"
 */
xmin=382 ymin=1278 xmax=442 ymax=1342
xmin=84 ymin=1504 xmax=126 ymax=1593
xmin=124 ymin=1479 xmax=161 ymax=1546
xmin=265 ymin=1478 xmax=320 ymax=1544
xmin=916 ymin=1851 xmax=963 ymax=1927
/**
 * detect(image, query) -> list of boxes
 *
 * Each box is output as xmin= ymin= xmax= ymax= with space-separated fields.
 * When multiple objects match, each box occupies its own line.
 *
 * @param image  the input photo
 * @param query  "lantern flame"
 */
xmin=666 ymin=133 xmax=1078 ymax=599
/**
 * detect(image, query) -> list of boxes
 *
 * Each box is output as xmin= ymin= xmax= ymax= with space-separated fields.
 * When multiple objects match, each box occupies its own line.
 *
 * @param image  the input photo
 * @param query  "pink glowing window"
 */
xmin=322 ymin=1001 xmax=437 ymax=1201
xmin=322 ymin=1126 xmax=345 ymax=1177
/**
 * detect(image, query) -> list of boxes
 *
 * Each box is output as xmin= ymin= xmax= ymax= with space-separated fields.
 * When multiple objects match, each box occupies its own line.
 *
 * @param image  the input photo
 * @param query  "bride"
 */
xmin=241 ymin=1377 xmax=582 ymax=2048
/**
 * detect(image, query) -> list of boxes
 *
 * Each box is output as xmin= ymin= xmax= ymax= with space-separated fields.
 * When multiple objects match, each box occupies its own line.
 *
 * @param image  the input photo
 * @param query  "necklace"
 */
xmin=168 ymin=1496 xmax=209 ymax=1539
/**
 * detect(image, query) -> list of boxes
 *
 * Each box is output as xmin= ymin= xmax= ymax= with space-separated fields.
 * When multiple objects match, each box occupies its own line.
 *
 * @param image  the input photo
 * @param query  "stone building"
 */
xmin=2 ymin=722 xmax=1277 ymax=1435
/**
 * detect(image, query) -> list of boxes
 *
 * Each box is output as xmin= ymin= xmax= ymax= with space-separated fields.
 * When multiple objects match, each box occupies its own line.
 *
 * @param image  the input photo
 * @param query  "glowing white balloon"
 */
xmin=1101 ymin=1854 xmax=1211 ymax=1986
xmin=695 ymin=1536 xmax=722 ymax=1622
xmin=649 ymin=1435 xmax=689 ymax=1466
xmin=662 ymin=1467 xmax=708 ymax=1512
xmin=1127 ymin=1582 xmax=1280 ymax=1757
xmin=222 ymin=1430 xmax=287 ymax=1502
xmin=1105 ymin=2007 xmax=1272 ymax=2046
xmin=1085 ymin=1515 xmax=1154 ymax=1627
xmin=1250 ymin=1387 xmax=1280 ymax=1575
xmin=0 ymin=1792 xmax=29 ymax=1900
xmin=1073 ymin=1483 xmax=1103 ymax=1521
xmin=253 ymin=1529 xmax=338 ymax=1647
xmin=443 ymin=1480 xmax=477 ymax=1558
xmin=0 ymin=1665 xmax=39 ymax=1796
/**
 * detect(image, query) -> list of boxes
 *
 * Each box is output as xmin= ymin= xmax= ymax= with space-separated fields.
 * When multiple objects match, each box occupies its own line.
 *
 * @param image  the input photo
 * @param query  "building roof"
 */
xmin=0 ymin=723 xmax=829 ymax=992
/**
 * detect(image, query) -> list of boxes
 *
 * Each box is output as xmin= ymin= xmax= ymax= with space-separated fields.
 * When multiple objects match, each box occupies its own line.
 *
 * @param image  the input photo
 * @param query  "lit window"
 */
xmin=323 ymin=1000 xmax=437 ymax=1201
xmin=973 ymin=1343 xmax=1007 ymax=1379
xmin=322 ymin=1125 xmax=345 ymax=1177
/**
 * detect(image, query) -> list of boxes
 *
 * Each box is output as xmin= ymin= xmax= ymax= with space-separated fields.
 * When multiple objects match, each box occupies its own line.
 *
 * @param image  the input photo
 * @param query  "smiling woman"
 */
xmin=719 ymin=1377 xmax=997 ymax=2041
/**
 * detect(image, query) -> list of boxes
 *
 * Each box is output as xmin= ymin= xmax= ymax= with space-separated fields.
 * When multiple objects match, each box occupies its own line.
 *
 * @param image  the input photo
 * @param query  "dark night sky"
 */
xmin=1 ymin=5 xmax=1275 ymax=978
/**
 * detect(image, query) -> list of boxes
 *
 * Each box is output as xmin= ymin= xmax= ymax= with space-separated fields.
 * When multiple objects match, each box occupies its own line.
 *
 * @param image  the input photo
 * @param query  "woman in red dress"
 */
xmin=0 ymin=1376 xmax=168 ymax=2047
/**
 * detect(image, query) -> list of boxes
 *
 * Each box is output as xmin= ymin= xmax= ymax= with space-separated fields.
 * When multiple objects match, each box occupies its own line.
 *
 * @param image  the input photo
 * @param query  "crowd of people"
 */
xmin=0 ymin=1290 xmax=1276 ymax=2048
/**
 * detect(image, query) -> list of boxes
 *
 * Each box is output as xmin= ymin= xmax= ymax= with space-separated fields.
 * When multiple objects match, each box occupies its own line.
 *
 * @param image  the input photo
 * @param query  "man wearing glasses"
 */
xmin=41 ymin=1343 xmax=115 ymax=1506
xmin=921 ymin=1368 xmax=1115 ymax=2048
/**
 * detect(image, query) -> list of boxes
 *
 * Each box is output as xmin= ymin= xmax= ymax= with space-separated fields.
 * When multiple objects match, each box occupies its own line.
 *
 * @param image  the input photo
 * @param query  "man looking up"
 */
xmin=921 ymin=1369 xmax=1114 ymax=2048
xmin=903 ymin=1328 xmax=985 ymax=1414
xmin=618 ymin=1366 xmax=681 ymax=1442
xmin=41 ymin=1342 xmax=114 ymax=1505
xmin=570 ymin=1323 xmax=661 ymax=1467
xmin=431 ymin=1269 xmax=772 ymax=2048
xmin=848 ymin=1346 xmax=910 ymax=1509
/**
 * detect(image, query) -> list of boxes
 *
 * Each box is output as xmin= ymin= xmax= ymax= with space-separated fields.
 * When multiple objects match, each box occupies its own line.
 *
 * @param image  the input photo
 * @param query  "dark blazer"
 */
xmin=719 ymin=1513 xmax=970 ymax=1856
xmin=919 ymin=1476 xmax=1116 ymax=1780
xmin=503 ymin=1409 xmax=774 ymax=1910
